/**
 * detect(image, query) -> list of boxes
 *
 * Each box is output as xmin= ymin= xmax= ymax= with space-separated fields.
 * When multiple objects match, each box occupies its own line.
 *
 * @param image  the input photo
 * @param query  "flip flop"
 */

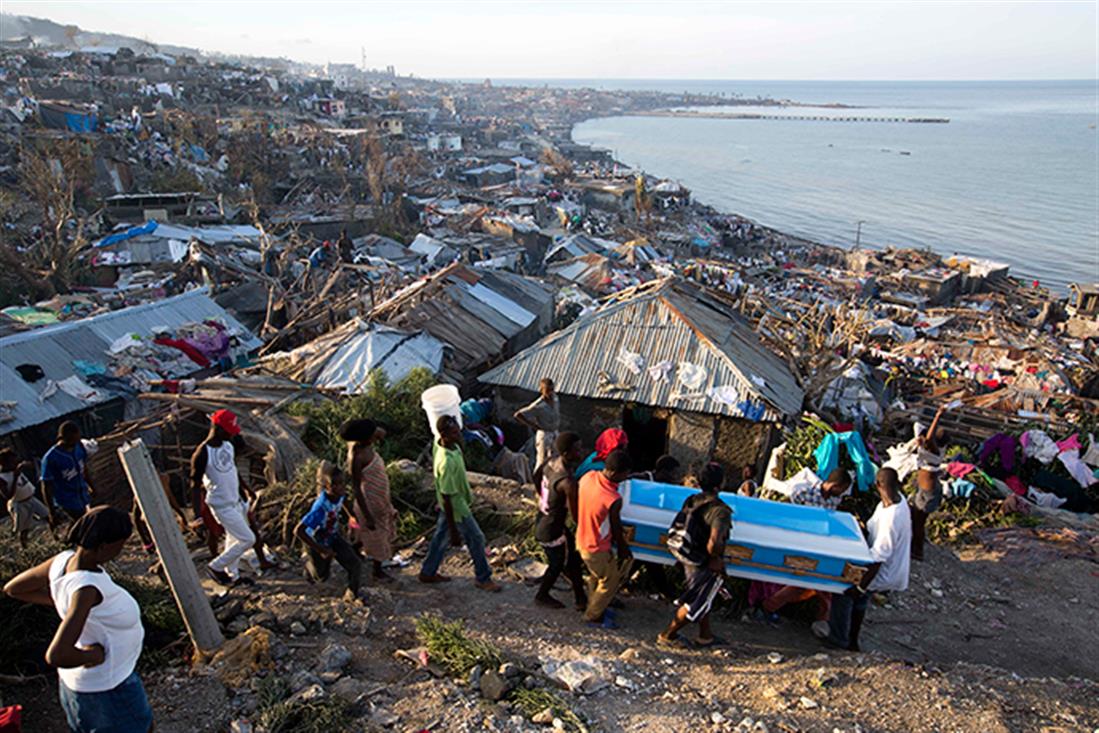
xmin=656 ymin=634 xmax=694 ymax=649
xmin=694 ymin=635 xmax=727 ymax=648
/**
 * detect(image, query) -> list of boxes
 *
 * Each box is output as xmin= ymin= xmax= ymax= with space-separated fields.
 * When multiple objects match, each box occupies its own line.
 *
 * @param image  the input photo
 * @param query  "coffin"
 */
xmin=619 ymin=480 xmax=874 ymax=593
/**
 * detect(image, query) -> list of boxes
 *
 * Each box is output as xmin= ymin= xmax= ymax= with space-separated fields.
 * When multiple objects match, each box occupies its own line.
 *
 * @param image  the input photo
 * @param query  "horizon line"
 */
xmin=456 ymin=76 xmax=1099 ymax=83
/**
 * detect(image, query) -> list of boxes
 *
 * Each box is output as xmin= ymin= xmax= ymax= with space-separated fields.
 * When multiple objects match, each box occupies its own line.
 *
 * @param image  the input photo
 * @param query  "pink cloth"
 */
xmin=748 ymin=581 xmax=784 ymax=607
xmin=945 ymin=462 xmax=977 ymax=478
xmin=1057 ymin=434 xmax=1082 ymax=453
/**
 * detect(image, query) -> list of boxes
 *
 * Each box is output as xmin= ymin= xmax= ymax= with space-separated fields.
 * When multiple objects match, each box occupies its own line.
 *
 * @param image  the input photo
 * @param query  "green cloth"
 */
xmin=1 ymin=306 xmax=59 ymax=325
xmin=433 ymin=440 xmax=473 ymax=520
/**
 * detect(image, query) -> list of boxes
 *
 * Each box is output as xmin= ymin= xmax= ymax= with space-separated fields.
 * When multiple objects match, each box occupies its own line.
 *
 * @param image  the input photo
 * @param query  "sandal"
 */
xmin=656 ymin=634 xmax=694 ymax=649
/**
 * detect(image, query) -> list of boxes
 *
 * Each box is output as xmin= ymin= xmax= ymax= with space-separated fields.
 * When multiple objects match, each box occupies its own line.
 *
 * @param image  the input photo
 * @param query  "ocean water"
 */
xmin=553 ymin=80 xmax=1099 ymax=292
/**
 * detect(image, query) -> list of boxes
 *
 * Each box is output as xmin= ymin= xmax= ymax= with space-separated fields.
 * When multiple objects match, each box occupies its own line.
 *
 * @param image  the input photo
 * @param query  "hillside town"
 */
xmin=1 ymin=18 xmax=1098 ymax=733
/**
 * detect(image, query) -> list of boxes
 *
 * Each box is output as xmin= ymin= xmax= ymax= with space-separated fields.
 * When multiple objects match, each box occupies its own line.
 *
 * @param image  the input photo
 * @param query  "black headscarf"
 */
xmin=66 ymin=506 xmax=133 ymax=550
xmin=339 ymin=418 xmax=377 ymax=442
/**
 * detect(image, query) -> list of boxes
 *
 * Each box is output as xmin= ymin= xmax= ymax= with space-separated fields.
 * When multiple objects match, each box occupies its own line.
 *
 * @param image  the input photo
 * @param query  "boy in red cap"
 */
xmin=190 ymin=410 xmax=262 ymax=585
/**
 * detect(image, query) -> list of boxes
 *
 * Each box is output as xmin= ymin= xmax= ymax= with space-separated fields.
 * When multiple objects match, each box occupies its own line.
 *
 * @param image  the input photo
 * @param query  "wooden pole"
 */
xmin=118 ymin=439 xmax=224 ymax=654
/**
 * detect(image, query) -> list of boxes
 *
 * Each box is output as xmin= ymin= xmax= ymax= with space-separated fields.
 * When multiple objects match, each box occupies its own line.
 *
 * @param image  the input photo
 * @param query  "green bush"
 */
xmin=782 ymin=415 xmax=834 ymax=476
xmin=414 ymin=615 xmax=501 ymax=676
xmin=254 ymin=676 xmax=353 ymax=733
xmin=511 ymin=687 xmax=588 ymax=732
xmin=288 ymin=367 xmax=438 ymax=466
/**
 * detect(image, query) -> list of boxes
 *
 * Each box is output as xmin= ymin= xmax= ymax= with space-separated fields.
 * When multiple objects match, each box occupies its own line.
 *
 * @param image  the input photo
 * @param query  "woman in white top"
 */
xmin=4 ymin=506 xmax=152 ymax=733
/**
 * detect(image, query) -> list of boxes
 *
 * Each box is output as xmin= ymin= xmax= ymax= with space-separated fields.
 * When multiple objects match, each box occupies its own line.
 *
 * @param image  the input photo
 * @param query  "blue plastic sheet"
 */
xmin=94 ymin=220 xmax=158 ymax=248
xmin=813 ymin=431 xmax=878 ymax=492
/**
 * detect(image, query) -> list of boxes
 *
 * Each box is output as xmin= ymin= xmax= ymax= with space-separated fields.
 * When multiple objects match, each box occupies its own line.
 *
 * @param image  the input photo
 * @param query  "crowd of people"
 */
xmin=2 ymin=377 xmax=920 ymax=733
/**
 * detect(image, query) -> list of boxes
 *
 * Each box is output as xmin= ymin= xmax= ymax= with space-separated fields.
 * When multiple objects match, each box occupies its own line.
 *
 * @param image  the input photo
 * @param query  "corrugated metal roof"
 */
xmin=479 ymin=278 xmax=804 ymax=421
xmin=0 ymin=289 xmax=262 ymax=435
xmin=314 ymin=323 xmax=445 ymax=392
xmin=373 ymin=263 xmax=553 ymax=375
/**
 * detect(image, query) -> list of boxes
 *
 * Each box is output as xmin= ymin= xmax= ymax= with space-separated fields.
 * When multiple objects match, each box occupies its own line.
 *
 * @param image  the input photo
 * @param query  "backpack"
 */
xmin=667 ymin=494 xmax=727 ymax=566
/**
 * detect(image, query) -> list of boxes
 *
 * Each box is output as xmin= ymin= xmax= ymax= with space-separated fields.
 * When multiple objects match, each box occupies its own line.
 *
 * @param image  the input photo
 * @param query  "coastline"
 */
xmin=567 ymin=93 xmax=1093 ymax=294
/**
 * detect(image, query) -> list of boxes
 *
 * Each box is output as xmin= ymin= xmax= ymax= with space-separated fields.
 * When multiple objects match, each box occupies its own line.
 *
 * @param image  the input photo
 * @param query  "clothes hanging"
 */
xmin=813 ymin=432 xmax=877 ymax=493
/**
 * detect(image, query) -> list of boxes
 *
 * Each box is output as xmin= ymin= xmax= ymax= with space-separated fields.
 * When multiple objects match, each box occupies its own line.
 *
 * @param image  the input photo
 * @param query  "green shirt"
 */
xmin=433 ymin=440 xmax=473 ymax=520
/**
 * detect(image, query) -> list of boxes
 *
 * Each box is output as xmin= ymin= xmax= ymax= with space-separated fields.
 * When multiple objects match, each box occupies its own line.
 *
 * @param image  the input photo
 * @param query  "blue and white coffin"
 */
xmin=619 ymin=480 xmax=874 ymax=593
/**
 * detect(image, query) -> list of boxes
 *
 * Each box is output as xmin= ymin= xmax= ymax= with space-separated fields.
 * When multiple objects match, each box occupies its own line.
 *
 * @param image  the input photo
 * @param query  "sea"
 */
xmin=505 ymin=79 xmax=1098 ymax=293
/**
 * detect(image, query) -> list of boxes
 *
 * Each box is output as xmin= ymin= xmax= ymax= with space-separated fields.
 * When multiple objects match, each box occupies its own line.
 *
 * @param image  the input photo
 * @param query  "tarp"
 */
xmin=39 ymin=103 xmax=97 ymax=133
xmin=314 ymin=324 xmax=445 ymax=392
xmin=94 ymin=220 xmax=158 ymax=248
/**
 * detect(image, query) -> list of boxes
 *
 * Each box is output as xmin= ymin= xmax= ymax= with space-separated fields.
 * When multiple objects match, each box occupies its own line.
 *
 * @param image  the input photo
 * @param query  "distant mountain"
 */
xmin=1 ymin=13 xmax=202 ymax=57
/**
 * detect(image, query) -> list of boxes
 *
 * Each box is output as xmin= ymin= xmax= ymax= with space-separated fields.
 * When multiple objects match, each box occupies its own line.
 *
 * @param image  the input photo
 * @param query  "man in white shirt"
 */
xmin=190 ymin=410 xmax=257 ymax=585
xmin=819 ymin=467 xmax=911 ymax=651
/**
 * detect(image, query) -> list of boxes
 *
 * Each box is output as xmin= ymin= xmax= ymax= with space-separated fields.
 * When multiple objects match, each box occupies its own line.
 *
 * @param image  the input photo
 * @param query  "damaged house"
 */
xmin=480 ymin=278 xmax=804 ymax=475
xmin=369 ymin=262 xmax=554 ymax=387
xmin=0 ymin=289 xmax=262 ymax=453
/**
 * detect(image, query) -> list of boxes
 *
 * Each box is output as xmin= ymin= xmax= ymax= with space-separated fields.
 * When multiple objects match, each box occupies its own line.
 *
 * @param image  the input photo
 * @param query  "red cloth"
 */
xmin=199 ymin=495 xmax=225 ymax=539
xmin=594 ymin=428 xmax=628 ymax=460
xmin=154 ymin=336 xmax=211 ymax=367
xmin=0 ymin=705 xmax=22 ymax=732
xmin=1004 ymin=475 xmax=1027 ymax=496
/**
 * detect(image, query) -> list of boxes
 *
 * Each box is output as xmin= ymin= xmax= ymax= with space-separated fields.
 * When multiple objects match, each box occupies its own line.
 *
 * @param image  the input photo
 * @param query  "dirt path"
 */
xmin=7 ymin=478 xmax=1099 ymax=733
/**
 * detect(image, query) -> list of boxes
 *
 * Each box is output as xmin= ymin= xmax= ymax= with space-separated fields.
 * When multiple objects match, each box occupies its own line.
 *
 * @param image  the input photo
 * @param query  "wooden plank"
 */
xmin=118 ymin=439 xmax=224 ymax=655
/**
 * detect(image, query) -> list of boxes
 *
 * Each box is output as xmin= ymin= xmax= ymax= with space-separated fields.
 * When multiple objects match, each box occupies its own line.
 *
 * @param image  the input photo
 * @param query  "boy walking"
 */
xmin=533 ymin=432 xmax=587 ymax=610
xmin=658 ymin=462 xmax=731 ymax=647
xmin=419 ymin=415 xmax=501 ymax=592
xmin=576 ymin=450 xmax=633 ymax=628
xmin=40 ymin=421 xmax=95 ymax=524
xmin=295 ymin=461 xmax=363 ymax=601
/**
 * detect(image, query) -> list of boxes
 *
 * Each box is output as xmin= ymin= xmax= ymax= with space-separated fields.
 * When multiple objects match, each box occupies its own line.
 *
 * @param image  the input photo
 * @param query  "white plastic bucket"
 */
xmin=421 ymin=384 xmax=462 ymax=438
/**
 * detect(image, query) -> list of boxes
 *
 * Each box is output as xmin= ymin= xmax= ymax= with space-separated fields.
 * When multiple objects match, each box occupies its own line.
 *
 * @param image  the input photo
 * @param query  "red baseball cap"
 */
xmin=210 ymin=409 xmax=241 ymax=436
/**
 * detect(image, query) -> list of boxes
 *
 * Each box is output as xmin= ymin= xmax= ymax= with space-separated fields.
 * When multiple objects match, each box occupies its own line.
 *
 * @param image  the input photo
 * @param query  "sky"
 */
xmin=2 ymin=1 xmax=1097 ymax=80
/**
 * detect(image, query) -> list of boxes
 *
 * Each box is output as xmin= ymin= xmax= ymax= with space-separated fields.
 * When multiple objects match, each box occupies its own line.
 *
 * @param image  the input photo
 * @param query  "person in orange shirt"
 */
xmin=576 ymin=450 xmax=633 ymax=628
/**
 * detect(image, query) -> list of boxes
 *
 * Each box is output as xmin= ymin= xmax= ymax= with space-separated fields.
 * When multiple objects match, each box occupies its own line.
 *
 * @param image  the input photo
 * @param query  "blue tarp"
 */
xmin=94 ymin=221 xmax=158 ymax=249
xmin=39 ymin=104 xmax=98 ymax=133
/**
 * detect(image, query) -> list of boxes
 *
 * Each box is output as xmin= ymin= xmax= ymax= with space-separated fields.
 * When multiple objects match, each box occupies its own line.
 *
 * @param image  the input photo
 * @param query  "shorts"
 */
xmin=675 ymin=563 xmax=724 ymax=622
xmin=8 ymin=496 xmax=49 ymax=532
xmin=59 ymin=670 xmax=153 ymax=733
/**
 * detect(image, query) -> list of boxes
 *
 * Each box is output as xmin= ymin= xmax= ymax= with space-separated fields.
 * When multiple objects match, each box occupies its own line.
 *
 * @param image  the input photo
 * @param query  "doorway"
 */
xmin=622 ymin=405 xmax=667 ymax=471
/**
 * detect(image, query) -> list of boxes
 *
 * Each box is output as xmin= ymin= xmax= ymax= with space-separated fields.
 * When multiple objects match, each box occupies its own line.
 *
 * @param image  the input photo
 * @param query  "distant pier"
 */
xmin=636 ymin=110 xmax=950 ymax=124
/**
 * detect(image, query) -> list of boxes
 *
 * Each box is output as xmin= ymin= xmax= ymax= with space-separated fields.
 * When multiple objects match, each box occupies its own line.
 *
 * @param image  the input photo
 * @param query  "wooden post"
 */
xmin=118 ymin=439 xmax=224 ymax=654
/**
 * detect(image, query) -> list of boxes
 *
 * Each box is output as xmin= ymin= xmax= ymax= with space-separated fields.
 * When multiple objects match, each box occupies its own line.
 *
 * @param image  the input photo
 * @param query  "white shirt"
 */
xmin=203 ymin=441 xmax=240 ymax=508
xmin=48 ymin=551 xmax=144 ymax=693
xmin=0 ymin=470 xmax=35 ymax=502
xmin=865 ymin=497 xmax=912 ymax=592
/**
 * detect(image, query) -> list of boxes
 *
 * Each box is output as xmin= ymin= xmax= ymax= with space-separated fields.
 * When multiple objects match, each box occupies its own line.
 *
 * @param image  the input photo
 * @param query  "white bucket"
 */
xmin=421 ymin=384 xmax=462 ymax=438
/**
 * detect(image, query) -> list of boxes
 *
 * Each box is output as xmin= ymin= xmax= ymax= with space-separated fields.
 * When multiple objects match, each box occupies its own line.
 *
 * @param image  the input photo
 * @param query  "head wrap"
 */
xmin=595 ymin=428 xmax=628 ymax=460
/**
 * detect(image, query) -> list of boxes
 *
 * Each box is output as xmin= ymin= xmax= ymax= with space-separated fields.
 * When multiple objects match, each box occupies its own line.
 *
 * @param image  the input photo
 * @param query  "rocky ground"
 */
xmin=8 ymin=476 xmax=1099 ymax=733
